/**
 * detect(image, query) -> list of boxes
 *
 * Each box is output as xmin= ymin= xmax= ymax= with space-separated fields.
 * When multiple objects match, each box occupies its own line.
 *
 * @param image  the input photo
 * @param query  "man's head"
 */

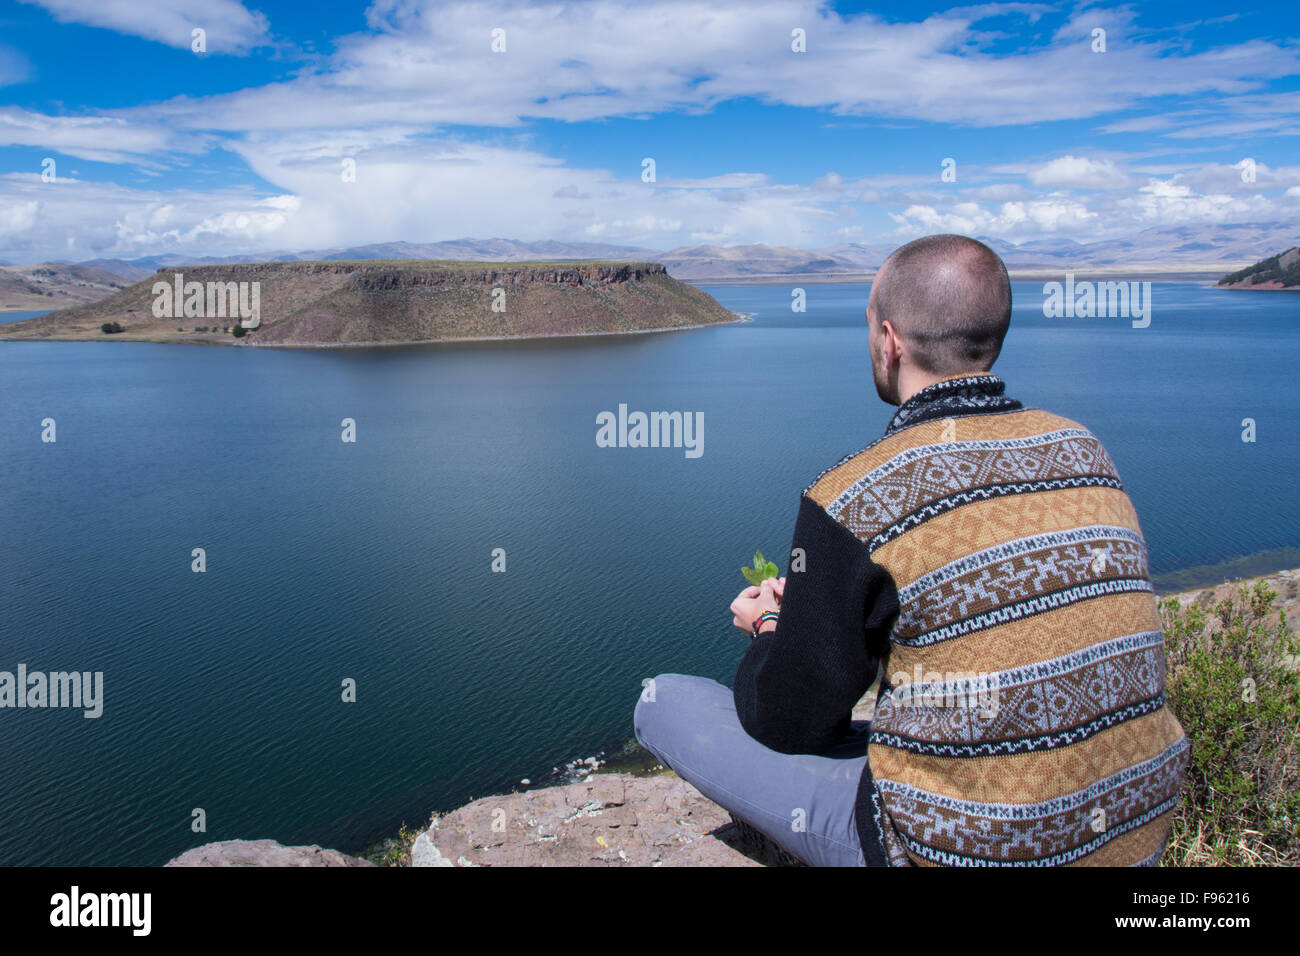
xmin=866 ymin=234 xmax=1012 ymax=405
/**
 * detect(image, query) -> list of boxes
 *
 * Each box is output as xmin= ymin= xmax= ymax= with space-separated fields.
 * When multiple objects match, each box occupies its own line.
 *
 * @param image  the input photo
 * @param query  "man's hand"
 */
xmin=730 ymin=577 xmax=783 ymax=634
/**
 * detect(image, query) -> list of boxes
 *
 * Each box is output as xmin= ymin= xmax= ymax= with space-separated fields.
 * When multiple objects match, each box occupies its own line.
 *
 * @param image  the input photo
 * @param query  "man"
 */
xmin=634 ymin=233 xmax=1189 ymax=866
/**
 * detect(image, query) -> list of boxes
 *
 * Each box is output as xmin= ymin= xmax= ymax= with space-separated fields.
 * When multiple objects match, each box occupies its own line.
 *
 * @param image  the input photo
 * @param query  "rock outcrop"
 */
xmin=165 ymin=839 xmax=374 ymax=867
xmin=411 ymin=771 xmax=791 ymax=867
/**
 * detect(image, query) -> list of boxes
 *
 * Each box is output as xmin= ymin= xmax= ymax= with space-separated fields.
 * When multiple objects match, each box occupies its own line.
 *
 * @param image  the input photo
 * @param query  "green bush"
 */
xmin=232 ymin=323 xmax=247 ymax=338
xmin=100 ymin=321 xmax=123 ymax=334
xmin=1162 ymin=580 xmax=1300 ymax=865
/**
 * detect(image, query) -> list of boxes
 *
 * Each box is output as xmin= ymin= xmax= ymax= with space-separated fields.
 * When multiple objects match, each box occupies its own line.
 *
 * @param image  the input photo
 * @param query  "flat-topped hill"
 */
xmin=0 ymin=259 xmax=739 ymax=345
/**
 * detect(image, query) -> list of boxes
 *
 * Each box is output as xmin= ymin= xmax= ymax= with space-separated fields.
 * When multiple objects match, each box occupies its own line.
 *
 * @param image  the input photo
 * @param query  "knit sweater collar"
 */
xmin=884 ymin=372 xmax=1022 ymax=436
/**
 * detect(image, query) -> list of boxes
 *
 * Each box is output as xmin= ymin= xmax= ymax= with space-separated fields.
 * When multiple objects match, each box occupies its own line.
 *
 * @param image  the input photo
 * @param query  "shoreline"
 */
xmin=1149 ymin=545 xmax=1300 ymax=594
xmin=0 ymin=313 xmax=751 ymax=347
xmin=243 ymin=312 xmax=752 ymax=349
xmin=1213 ymin=282 xmax=1300 ymax=292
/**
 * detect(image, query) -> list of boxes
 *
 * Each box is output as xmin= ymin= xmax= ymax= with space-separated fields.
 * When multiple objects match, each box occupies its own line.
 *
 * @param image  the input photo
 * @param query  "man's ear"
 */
xmin=880 ymin=319 xmax=899 ymax=366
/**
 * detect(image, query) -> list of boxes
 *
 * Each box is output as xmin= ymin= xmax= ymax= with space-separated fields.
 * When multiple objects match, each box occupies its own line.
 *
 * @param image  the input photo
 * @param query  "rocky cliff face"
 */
xmin=0 ymin=260 xmax=739 ymax=345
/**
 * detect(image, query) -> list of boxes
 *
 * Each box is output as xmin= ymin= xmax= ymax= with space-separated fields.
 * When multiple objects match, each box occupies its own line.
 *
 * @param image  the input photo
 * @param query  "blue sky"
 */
xmin=0 ymin=0 xmax=1297 ymax=262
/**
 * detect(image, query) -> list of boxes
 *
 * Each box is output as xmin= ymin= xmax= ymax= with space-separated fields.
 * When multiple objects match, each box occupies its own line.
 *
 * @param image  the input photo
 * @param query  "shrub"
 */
xmin=232 ymin=323 xmax=247 ymax=338
xmin=1161 ymin=580 xmax=1300 ymax=865
xmin=360 ymin=822 xmax=421 ymax=867
xmin=100 ymin=321 xmax=123 ymax=334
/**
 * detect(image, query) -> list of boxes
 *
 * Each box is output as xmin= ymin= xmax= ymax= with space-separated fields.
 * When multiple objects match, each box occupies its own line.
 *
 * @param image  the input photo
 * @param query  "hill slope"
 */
xmin=1217 ymin=246 xmax=1300 ymax=289
xmin=0 ymin=262 xmax=130 ymax=310
xmin=0 ymin=259 xmax=740 ymax=345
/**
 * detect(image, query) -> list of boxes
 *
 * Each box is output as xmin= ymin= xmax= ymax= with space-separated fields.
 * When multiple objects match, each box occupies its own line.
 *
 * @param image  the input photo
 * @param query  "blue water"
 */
xmin=0 ymin=281 xmax=1296 ymax=865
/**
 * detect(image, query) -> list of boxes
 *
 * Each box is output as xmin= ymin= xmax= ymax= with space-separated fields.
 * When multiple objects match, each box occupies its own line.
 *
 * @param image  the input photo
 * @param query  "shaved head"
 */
xmin=870 ymin=234 xmax=1012 ymax=376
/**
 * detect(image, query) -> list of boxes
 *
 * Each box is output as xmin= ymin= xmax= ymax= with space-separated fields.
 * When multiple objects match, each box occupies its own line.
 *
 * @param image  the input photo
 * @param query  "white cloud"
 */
xmin=887 ymin=165 xmax=1294 ymax=243
xmin=0 ymin=133 xmax=842 ymax=258
xmin=585 ymin=216 xmax=683 ymax=238
xmin=18 ymin=0 xmax=270 ymax=53
xmin=1170 ymin=161 xmax=1300 ymax=192
xmin=1119 ymin=178 xmax=1273 ymax=225
xmin=3 ymin=1 xmax=1300 ymax=260
xmin=0 ymin=107 xmax=185 ymax=164
xmin=4 ymin=143 xmax=1300 ymax=261
xmin=658 ymin=173 xmax=770 ymax=189
xmin=1097 ymin=115 xmax=1176 ymax=134
xmin=1029 ymin=156 xmax=1128 ymax=189
xmin=0 ymin=172 xmax=299 ymax=259
xmin=889 ymin=198 xmax=1098 ymax=239
xmin=973 ymin=183 xmax=1030 ymax=201
xmin=82 ymin=0 xmax=1299 ymax=137
xmin=0 ymin=199 xmax=40 ymax=236
xmin=1050 ymin=4 xmax=1135 ymax=43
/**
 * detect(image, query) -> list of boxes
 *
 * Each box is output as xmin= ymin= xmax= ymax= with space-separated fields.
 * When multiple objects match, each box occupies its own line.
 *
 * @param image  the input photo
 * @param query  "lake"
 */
xmin=0 ymin=280 xmax=1297 ymax=865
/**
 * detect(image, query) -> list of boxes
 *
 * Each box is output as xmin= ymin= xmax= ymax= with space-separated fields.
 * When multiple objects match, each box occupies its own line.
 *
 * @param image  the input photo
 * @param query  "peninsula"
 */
xmin=0 ymin=260 xmax=740 ymax=346
xmin=1217 ymin=246 xmax=1300 ymax=290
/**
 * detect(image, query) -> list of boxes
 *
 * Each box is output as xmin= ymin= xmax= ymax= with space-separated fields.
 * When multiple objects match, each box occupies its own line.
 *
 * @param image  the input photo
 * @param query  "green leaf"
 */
xmin=741 ymin=549 xmax=782 ymax=585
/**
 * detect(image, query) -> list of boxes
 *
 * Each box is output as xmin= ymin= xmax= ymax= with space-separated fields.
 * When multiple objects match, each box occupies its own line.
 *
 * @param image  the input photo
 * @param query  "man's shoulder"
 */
xmin=803 ymin=407 xmax=1103 ymax=510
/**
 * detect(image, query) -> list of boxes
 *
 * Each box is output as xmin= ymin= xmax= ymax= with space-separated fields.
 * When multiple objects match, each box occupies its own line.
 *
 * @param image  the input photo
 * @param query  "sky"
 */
xmin=0 ymin=0 xmax=1297 ymax=263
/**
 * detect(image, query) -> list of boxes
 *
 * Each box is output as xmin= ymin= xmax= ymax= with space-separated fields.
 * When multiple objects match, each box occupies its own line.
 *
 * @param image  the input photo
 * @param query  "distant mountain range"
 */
xmin=7 ymin=223 xmax=1298 ymax=295
xmin=74 ymin=240 xmax=667 ymax=282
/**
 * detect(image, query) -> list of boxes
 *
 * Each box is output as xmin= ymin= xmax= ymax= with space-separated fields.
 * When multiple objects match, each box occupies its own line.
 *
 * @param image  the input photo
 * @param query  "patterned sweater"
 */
xmin=733 ymin=372 xmax=1189 ymax=866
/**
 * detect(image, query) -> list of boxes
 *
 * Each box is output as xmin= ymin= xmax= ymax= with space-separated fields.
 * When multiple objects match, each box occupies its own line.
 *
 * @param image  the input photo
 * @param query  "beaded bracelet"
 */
xmin=751 ymin=609 xmax=780 ymax=639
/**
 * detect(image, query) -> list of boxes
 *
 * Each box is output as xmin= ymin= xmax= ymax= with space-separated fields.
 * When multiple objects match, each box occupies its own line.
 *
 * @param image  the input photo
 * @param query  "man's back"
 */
xmin=648 ymin=236 xmax=1190 ymax=867
xmin=805 ymin=372 xmax=1189 ymax=866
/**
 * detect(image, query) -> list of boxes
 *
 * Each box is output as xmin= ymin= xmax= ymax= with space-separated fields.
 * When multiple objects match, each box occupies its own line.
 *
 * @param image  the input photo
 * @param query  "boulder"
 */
xmin=166 ymin=839 xmax=374 ymax=867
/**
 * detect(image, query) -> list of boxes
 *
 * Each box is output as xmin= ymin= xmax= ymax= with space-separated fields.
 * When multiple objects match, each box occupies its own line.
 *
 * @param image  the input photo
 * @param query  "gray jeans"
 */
xmin=633 ymin=672 xmax=869 ymax=866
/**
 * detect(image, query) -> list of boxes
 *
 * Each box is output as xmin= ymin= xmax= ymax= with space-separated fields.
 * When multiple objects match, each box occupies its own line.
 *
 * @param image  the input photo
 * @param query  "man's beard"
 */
xmin=872 ymin=353 xmax=900 ymax=406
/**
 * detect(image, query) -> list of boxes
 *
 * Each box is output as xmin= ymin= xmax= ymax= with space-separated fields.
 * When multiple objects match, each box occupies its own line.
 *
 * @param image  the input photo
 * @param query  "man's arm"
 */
xmin=733 ymin=494 xmax=898 ymax=754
